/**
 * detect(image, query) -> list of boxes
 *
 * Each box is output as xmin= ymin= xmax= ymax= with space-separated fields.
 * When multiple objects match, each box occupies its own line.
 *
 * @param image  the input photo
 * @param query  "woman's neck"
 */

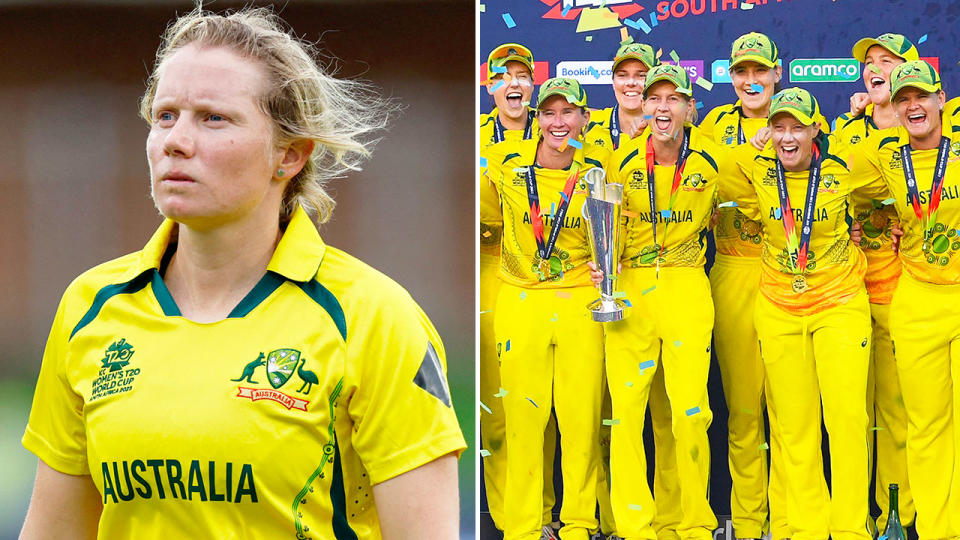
xmin=536 ymin=141 xmax=576 ymax=169
xmin=164 ymin=208 xmax=282 ymax=323
xmin=741 ymin=102 xmax=770 ymax=119
xmin=910 ymin=125 xmax=943 ymax=150
xmin=499 ymin=111 xmax=526 ymax=131
xmin=618 ymin=105 xmax=644 ymax=126
xmin=651 ymin=133 xmax=682 ymax=165
xmin=871 ymin=101 xmax=898 ymax=129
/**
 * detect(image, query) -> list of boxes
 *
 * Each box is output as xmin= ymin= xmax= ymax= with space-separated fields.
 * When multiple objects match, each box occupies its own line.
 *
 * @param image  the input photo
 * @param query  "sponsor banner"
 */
xmin=237 ymin=386 xmax=309 ymax=411
xmin=711 ymin=58 xmax=784 ymax=83
xmin=479 ymin=61 xmax=551 ymax=85
xmin=569 ymin=0 xmax=634 ymax=5
xmin=663 ymin=59 xmax=706 ymax=83
xmin=556 ymin=61 xmax=615 ymax=84
xmin=789 ymin=58 xmax=860 ymax=83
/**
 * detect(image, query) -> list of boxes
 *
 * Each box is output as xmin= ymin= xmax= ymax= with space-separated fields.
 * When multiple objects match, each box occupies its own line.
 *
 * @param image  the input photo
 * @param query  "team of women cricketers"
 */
xmin=480 ymin=31 xmax=960 ymax=540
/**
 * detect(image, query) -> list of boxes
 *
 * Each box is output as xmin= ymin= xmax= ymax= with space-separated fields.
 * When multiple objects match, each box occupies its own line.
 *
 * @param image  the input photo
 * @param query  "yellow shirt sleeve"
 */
xmin=22 ymin=291 xmax=91 ymax=475
xmin=719 ymin=143 xmax=762 ymax=221
xmin=346 ymin=287 xmax=466 ymax=485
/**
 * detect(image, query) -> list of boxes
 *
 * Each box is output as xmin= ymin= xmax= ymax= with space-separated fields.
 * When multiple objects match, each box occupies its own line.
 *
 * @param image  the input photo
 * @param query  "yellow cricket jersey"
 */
xmin=584 ymin=106 xmax=635 ymax=151
xmin=701 ymin=102 xmax=833 ymax=258
xmin=833 ymin=103 xmax=901 ymax=304
xmin=607 ymin=126 xmax=720 ymax=268
xmin=480 ymin=107 xmax=538 ymax=257
xmin=848 ymin=122 xmax=960 ymax=285
xmin=724 ymin=136 xmax=889 ymax=315
xmin=484 ymin=138 xmax=611 ymax=288
xmin=945 ymin=97 xmax=960 ymax=131
xmin=22 ymin=206 xmax=466 ymax=539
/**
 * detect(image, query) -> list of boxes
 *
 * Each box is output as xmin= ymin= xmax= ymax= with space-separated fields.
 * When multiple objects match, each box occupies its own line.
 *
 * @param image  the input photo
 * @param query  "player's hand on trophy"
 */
xmin=709 ymin=208 xmax=721 ymax=230
xmin=891 ymin=221 xmax=904 ymax=254
xmin=850 ymin=220 xmax=863 ymax=246
xmin=750 ymin=127 xmax=771 ymax=150
xmin=849 ymin=92 xmax=870 ymax=116
xmin=587 ymin=260 xmax=621 ymax=287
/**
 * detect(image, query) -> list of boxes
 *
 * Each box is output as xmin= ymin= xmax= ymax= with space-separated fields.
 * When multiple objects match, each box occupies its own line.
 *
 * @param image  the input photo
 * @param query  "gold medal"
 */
xmin=742 ymin=220 xmax=761 ymax=236
xmin=792 ymin=274 xmax=808 ymax=294
xmin=537 ymin=257 xmax=551 ymax=276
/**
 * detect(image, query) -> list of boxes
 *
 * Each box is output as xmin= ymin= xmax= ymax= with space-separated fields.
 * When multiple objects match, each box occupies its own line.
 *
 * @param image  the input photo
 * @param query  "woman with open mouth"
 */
xmin=833 ymin=32 xmax=920 ymax=535
xmin=723 ymin=87 xmax=888 ymax=540
xmin=848 ymin=60 xmax=960 ymax=540
xmin=483 ymin=77 xmax=610 ymax=540
xmin=599 ymin=62 xmax=721 ymax=540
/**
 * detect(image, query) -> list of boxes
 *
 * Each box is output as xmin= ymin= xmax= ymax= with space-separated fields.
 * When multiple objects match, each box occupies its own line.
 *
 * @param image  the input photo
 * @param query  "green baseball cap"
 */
xmin=852 ymin=33 xmax=919 ymax=63
xmin=769 ymin=87 xmax=820 ymax=126
xmin=537 ymin=77 xmax=588 ymax=108
xmin=487 ymin=43 xmax=534 ymax=82
xmin=890 ymin=59 xmax=942 ymax=99
xmin=613 ymin=42 xmax=659 ymax=71
xmin=730 ymin=32 xmax=779 ymax=68
xmin=643 ymin=63 xmax=692 ymax=96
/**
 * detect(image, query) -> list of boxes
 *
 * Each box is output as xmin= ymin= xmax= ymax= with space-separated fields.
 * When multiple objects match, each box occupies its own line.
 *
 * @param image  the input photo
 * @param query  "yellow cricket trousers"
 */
xmin=480 ymin=255 xmax=557 ymax=530
xmin=865 ymin=301 xmax=914 ymax=532
xmin=889 ymin=273 xmax=960 ymax=540
xmin=497 ymin=282 xmax=604 ymax=540
xmin=650 ymin=366 xmax=681 ymax=540
xmin=599 ymin=382 xmax=617 ymax=536
xmin=755 ymin=290 xmax=872 ymax=540
xmin=710 ymin=254 xmax=788 ymax=539
xmin=605 ymin=266 xmax=718 ymax=540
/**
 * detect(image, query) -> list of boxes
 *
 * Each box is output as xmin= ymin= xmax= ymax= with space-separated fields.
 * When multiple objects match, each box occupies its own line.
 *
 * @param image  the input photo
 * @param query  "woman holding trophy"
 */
xmin=482 ymin=77 xmax=610 ymax=540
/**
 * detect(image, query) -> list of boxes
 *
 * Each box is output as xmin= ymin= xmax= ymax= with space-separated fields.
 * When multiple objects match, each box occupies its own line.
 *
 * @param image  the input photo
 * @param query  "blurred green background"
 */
xmin=0 ymin=2 xmax=475 ymax=538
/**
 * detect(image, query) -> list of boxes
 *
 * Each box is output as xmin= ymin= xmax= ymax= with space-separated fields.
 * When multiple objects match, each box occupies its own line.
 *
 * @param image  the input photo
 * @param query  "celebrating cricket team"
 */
xmin=480 ymin=29 xmax=960 ymax=540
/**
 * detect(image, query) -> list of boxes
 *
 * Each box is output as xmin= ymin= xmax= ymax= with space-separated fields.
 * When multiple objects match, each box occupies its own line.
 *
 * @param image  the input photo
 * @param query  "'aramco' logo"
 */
xmin=789 ymin=58 xmax=861 ymax=83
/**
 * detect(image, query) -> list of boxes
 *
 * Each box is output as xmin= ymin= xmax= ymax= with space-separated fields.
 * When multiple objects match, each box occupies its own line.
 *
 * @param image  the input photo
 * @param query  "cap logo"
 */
xmin=508 ymin=48 xmax=518 ymax=55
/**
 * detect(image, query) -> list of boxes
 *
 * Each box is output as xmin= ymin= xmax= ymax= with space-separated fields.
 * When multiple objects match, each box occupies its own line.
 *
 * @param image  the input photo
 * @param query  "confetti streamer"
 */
xmin=774 ymin=208 xmax=782 ymax=219
xmin=636 ymin=18 xmax=652 ymax=34
xmin=655 ymin=47 xmax=663 ymax=60
xmin=623 ymin=210 xmax=639 ymax=218
xmin=561 ymin=4 xmax=571 ymax=16
xmin=479 ymin=309 xmax=490 ymax=314
xmin=696 ymin=101 xmax=704 ymax=109
xmin=480 ymin=449 xmax=492 ymax=457
xmin=620 ymin=27 xmax=630 ymax=44
xmin=502 ymin=13 xmax=516 ymax=28
xmin=482 ymin=231 xmax=491 ymax=238
xmin=625 ymin=381 xmax=634 ymax=387
xmin=519 ymin=291 xmax=527 ymax=299
xmin=740 ymin=1 xmax=754 ymax=9
xmin=558 ymin=138 xmax=569 ymax=152
xmin=585 ymin=35 xmax=593 ymax=42
xmin=643 ymin=114 xmax=654 ymax=120
xmin=649 ymin=11 xmax=659 ymax=27
xmin=479 ymin=156 xmax=488 ymax=168
xmin=479 ymin=4 xmax=485 ymax=12
xmin=494 ymin=387 xmax=508 ymax=397
xmin=480 ymin=401 xmax=493 ymax=414
xmin=568 ymin=138 xmax=583 ymax=149
xmin=881 ymin=197 xmax=896 ymax=205
xmin=602 ymin=418 xmax=621 ymax=426
xmin=512 ymin=167 xmax=528 ymax=173
xmin=870 ymin=426 xmax=885 ymax=431
xmin=868 ymin=64 xmax=882 ymax=74
xmin=623 ymin=299 xmax=632 ymax=307
xmin=741 ymin=407 xmax=754 ymax=414
xmin=628 ymin=504 xmax=643 ymax=511
xmin=641 ymin=285 xmax=657 ymax=295
xmin=622 ymin=18 xmax=640 ymax=30
xmin=669 ymin=50 xmax=680 ymax=63
xmin=685 ymin=406 xmax=701 ymax=416
xmin=674 ymin=340 xmax=683 ymax=347
xmin=490 ymin=80 xmax=505 ymax=92
xmin=526 ymin=397 xmax=539 ymax=408
xmin=759 ymin=442 xmax=770 ymax=450
xmin=505 ymin=339 xmax=511 ymax=351
xmin=725 ymin=137 xmax=734 ymax=145
xmin=718 ymin=200 xmax=738 ymax=207
xmin=661 ymin=209 xmax=672 ymax=219
xmin=917 ymin=34 xmax=928 ymax=44
xmin=613 ymin=291 xmax=627 ymax=298
xmin=559 ymin=191 xmax=570 ymax=203
xmin=695 ymin=78 xmax=714 ymax=91
xmin=554 ymin=291 xmax=572 ymax=300
xmin=491 ymin=65 xmax=507 ymax=74
xmin=639 ymin=359 xmax=656 ymax=371
xmin=750 ymin=83 xmax=764 ymax=92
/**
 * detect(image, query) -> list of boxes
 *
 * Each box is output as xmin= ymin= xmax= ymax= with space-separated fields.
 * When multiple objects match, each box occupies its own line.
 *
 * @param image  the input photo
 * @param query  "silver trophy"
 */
xmin=582 ymin=167 xmax=628 ymax=322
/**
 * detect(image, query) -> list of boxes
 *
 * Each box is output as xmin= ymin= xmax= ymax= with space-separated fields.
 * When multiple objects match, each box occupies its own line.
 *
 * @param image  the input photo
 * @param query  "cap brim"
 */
xmin=770 ymin=109 xmax=816 ymax=126
xmin=730 ymin=55 xmax=777 ymax=68
xmin=613 ymin=53 xmax=654 ymax=71
xmin=644 ymin=75 xmax=692 ymax=96
xmin=892 ymin=81 xmax=942 ymax=98
xmin=537 ymin=90 xmax=586 ymax=109
xmin=852 ymin=38 xmax=881 ymax=63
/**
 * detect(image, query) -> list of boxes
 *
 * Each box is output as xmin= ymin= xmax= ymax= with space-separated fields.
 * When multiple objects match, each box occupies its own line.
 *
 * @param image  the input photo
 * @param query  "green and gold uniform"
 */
xmin=479 ymin=106 xmax=557 ymax=532
xmin=833 ymin=104 xmax=913 ymax=531
xmin=699 ymin=101 xmax=788 ymax=540
xmin=22 ymin=206 xmax=466 ymax=539
xmin=848 ymin=118 xmax=960 ymax=540
xmin=485 ymin=137 xmax=610 ymax=540
xmin=605 ymin=125 xmax=719 ymax=540
xmin=726 ymin=134 xmax=887 ymax=540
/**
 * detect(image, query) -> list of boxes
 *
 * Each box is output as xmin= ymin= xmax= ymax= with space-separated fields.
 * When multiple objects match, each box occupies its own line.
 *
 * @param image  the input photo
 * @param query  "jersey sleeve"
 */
xmin=718 ymin=143 xmax=761 ymax=220
xmin=480 ymin=145 xmax=503 ymax=227
xmin=346 ymin=288 xmax=466 ymax=485
xmin=22 ymin=292 xmax=91 ymax=475
xmin=697 ymin=105 xmax=725 ymax=141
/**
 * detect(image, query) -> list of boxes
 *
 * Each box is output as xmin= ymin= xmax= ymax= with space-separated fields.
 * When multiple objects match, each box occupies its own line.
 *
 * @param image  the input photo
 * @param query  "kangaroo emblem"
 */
xmin=296 ymin=358 xmax=318 ymax=394
xmin=231 ymin=352 xmax=266 ymax=383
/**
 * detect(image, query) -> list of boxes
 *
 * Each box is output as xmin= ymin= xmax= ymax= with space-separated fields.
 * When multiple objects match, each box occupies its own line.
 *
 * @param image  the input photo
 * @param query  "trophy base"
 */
xmin=586 ymin=297 xmax=629 ymax=322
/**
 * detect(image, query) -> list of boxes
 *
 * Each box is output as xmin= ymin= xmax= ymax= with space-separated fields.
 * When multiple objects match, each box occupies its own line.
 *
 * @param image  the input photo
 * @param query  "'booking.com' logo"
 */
xmin=556 ymin=61 xmax=615 ymax=84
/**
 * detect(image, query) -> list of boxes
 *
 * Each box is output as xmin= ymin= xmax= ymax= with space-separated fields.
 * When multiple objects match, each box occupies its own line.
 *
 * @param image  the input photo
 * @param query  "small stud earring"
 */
xmin=276 ymin=169 xmax=285 ymax=177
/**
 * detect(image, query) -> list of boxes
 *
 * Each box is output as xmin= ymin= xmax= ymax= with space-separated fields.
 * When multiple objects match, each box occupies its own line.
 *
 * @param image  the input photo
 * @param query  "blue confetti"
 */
xmin=480 ymin=401 xmax=493 ymax=414
xmin=649 ymin=11 xmax=659 ymax=27
xmin=561 ymin=4 xmax=570 ymax=16
xmin=718 ymin=200 xmax=738 ymax=208
xmin=636 ymin=18 xmax=652 ymax=34
xmin=519 ymin=291 xmax=526 ymax=300
xmin=661 ymin=209 xmax=672 ymax=219
xmin=774 ymin=208 xmax=782 ymax=219
xmin=750 ymin=83 xmax=764 ymax=93
xmin=641 ymin=285 xmax=656 ymax=295
xmin=526 ymin=397 xmax=539 ymax=408
xmin=491 ymin=66 xmax=507 ymax=74
xmin=505 ymin=339 xmax=511 ymax=351
xmin=917 ymin=34 xmax=928 ymax=44
xmin=696 ymin=101 xmax=704 ymax=109
xmin=479 ymin=156 xmax=488 ymax=168
xmin=623 ymin=299 xmax=632 ymax=307
xmin=674 ymin=340 xmax=682 ymax=347
xmin=686 ymin=406 xmax=701 ymax=416
xmin=643 ymin=114 xmax=654 ymax=120
xmin=490 ymin=80 xmax=505 ymax=92
xmin=623 ymin=18 xmax=640 ymax=30
xmin=559 ymin=191 xmax=570 ymax=203
xmin=502 ymin=13 xmax=516 ymax=28
xmin=725 ymin=137 xmax=734 ymax=145
xmin=639 ymin=359 xmax=655 ymax=372
xmin=568 ymin=139 xmax=583 ymax=149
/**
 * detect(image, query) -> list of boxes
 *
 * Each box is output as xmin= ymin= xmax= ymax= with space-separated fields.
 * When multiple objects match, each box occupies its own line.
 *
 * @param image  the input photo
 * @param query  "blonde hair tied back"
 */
xmin=139 ymin=3 xmax=393 ymax=225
